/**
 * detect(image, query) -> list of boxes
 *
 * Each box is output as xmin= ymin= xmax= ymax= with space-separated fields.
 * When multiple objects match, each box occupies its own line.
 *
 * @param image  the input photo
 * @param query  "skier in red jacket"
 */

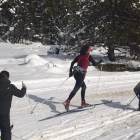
xmin=64 ymin=45 xmax=103 ymax=111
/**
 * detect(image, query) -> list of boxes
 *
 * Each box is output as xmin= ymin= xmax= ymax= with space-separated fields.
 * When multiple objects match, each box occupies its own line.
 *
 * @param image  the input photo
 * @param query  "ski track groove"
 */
xmin=10 ymin=74 xmax=140 ymax=140
xmin=31 ymin=109 xmax=140 ymax=140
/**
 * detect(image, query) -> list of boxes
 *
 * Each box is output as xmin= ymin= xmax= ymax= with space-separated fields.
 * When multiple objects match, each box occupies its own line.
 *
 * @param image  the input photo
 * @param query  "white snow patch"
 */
xmin=9 ymin=8 xmax=15 ymax=14
xmin=127 ymin=61 xmax=140 ymax=69
xmin=46 ymin=67 xmax=64 ymax=73
xmin=9 ymin=27 xmax=14 ymax=31
xmin=24 ymin=54 xmax=48 ymax=66
xmin=1 ymin=0 xmax=7 ymax=3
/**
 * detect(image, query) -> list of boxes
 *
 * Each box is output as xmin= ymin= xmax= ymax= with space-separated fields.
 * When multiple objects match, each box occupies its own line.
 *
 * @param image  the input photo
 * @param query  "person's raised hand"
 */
xmin=22 ymin=81 xmax=27 ymax=89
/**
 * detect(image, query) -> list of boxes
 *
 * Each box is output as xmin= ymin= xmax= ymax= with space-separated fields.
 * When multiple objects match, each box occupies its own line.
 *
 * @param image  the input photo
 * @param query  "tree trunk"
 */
xmin=108 ymin=44 xmax=116 ymax=61
xmin=130 ymin=46 xmax=135 ymax=59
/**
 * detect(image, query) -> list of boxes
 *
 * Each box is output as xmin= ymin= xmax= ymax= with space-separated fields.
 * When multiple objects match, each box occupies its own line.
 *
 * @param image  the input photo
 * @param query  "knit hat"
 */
xmin=86 ymin=46 xmax=91 ymax=54
xmin=88 ymin=46 xmax=91 ymax=52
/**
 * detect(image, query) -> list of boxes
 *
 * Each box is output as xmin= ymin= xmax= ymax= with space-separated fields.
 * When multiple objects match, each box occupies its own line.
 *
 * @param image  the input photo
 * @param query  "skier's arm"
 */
xmin=89 ymin=55 xmax=103 ymax=66
xmin=11 ymin=84 xmax=26 ymax=98
xmin=69 ymin=56 xmax=77 ymax=77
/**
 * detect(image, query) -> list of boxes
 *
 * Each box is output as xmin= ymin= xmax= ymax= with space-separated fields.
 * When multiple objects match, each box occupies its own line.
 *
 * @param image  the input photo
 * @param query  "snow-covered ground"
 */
xmin=1 ymin=42 xmax=140 ymax=140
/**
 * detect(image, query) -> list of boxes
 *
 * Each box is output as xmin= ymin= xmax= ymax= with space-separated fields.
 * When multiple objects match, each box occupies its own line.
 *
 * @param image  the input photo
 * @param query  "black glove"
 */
xmin=69 ymin=72 xmax=73 ymax=77
xmin=99 ymin=58 xmax=104 ymax=63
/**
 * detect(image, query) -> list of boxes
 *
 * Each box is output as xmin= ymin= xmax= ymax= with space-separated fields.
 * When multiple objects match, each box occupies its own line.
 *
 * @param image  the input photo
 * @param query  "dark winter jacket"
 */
xmin=0 ymin=78 xmax=26 ymax=115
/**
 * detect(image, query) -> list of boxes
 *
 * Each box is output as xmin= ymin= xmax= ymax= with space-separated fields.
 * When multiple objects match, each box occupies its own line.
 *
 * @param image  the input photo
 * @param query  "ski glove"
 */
xmin=99 ymin=58 xmax=104 ymax=63
xmin=96 ymin=58 xmax=104 ymax=66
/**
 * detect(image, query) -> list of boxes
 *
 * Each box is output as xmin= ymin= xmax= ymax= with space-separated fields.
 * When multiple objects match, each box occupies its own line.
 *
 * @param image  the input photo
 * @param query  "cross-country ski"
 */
xmin=39 ymin=100 xmax=112 ymax=122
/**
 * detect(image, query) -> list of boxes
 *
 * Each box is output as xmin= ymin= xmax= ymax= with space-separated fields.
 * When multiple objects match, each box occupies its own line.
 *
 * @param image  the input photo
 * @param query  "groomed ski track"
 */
xmin=11 ymin=73 xmax=140 ymax=140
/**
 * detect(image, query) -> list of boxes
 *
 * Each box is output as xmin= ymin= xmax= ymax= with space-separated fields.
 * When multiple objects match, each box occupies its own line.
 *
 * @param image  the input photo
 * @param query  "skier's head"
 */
xmin=80 ymin=45 xmax=91 ymax=55
xmin=0 ymin=73 xmax=4 ymax=79
xmin=1 ymin=70 xmax=10 ymax=79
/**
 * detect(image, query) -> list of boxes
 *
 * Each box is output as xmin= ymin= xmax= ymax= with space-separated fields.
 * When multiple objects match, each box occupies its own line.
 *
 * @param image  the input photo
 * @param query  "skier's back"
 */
xmin=0 ymin=71 xmax=27 ymax=140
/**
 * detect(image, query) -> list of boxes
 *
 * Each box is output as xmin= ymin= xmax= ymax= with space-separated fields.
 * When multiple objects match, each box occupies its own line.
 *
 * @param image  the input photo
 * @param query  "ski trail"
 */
xmin=31 ymin=109 xmax=140 ymax=140
xmin=11 ymin=90 xmax=133 ymax=111
xmin=10 ymin=74 xmax=140 ymax=140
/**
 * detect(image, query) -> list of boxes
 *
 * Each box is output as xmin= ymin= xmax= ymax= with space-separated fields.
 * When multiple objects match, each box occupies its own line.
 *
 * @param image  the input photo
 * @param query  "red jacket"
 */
xmin=77 ymin=54 xmax=90 ymax=70
xmin=70 ymin=55 xmax=100 ymax=75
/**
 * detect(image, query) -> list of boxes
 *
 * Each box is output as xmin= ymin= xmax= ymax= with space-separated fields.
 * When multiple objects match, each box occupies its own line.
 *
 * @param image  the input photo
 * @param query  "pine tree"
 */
xmin=0 ymin=0 xmax=15 ymax=41
xmin=87 ymin=0 xmax=140 ymax=61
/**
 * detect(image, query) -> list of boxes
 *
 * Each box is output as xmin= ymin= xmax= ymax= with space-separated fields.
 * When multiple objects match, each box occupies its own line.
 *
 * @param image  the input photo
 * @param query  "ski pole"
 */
xmin=26 ymin=93 xmax=44 ymax=139
xmin=31 ymin=77 xmax=70 ymax=113
xmin=96 ymin=64 xmax=103 ymax=94
xmin=124 ymin=95 xmax=137 ymax=110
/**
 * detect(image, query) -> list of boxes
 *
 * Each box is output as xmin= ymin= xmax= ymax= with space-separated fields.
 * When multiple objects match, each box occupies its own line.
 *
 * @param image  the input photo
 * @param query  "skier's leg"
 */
xmin=81 ymin=82 xmax=86 ymax=101
xmin=0 ymin=115 xmax=11 ymax=140
xmin=139 ymin=99 xmax=140 ymax=110
xmin=64 ymin=86 xmax=80 ymax=111
xmin=81 ymin=82 xmax=90 ymax=107
xmin=138 ymin=92 xmax=140 ymax=109
xmin=64 ymin=73 xmax=84 ymax=111
xmin=135 ymin=89 xmax=140 ymax=110
xmin=68 ymin=86 xmax=80 ymax=100
xmin=68 ymin=73 xmax=85 ymax=100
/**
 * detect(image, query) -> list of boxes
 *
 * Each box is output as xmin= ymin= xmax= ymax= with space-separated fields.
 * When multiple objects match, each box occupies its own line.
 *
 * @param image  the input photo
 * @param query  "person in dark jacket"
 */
xmin=0 ymin=71 xmax=27 ymax=140
xmin=63 ymin=45 xmax=103 ymax=111
xmin=134 ymin=82 xmax=140 ymax=110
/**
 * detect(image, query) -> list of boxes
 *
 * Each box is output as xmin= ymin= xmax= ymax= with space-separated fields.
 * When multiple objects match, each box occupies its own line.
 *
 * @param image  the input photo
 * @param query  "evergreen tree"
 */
xmin=1 ymin=0 xmax=140 ymax=61
xmin=87 ymin=0 xmax=140 ymax=61
xmin=0 ymin=0 xmax=15 ymax=41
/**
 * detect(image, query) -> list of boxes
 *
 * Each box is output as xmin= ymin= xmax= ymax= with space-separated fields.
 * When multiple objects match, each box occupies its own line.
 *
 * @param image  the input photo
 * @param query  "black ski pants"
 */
xmin=68 ymin=73 xmax=86 ymax=101
xmin=0 ymin=114 xmax=11 ymax=140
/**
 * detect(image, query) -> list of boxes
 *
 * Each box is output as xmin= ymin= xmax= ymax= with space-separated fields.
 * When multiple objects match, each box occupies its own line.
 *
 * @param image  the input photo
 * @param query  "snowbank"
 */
xmin=24 ymin=54 xmax=63 ymax=73
xmin=47 ymin=45 xmax=63 ymax=55
xmin=24 ymin=54 xmax=48 ymax=66
xmin=127 ymin=61 xmax=140 ymax=69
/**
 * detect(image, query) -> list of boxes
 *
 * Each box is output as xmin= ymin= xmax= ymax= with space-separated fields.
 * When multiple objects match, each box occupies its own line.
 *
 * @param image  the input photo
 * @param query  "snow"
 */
xmin=9 ymin=8 xmax=15 ymax=14
xmin=0 ymin=42 xmax=140 ymax=140
xmin=9 ymin=27 xmax=14 ymax=31
xmin=25 ymin=54 xmax=48 ymax=66
xmin=1 ymin=0 xmax=8 ymax=4
xmin=127 ymin=61 xmax=140 ymax=69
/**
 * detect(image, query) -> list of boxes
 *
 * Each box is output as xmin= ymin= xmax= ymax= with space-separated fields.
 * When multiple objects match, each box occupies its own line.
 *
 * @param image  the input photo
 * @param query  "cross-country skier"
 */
xmin=134 ymin=82 xmax=140 ymax=110
xmin=63 ymin=45 xmax=103 ymax=111
xmin=0 ymin=71 xmax=27 ymax=140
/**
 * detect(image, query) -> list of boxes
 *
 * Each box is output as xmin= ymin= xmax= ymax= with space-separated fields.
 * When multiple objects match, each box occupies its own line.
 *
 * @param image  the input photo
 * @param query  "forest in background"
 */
xmin=0 ymin=0 xmax=140 ymax=61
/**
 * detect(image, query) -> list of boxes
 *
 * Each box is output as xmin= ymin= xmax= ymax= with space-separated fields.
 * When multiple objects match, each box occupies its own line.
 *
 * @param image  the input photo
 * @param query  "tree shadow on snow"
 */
xmin=101 ymin=100 xmax=136 ymax=111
